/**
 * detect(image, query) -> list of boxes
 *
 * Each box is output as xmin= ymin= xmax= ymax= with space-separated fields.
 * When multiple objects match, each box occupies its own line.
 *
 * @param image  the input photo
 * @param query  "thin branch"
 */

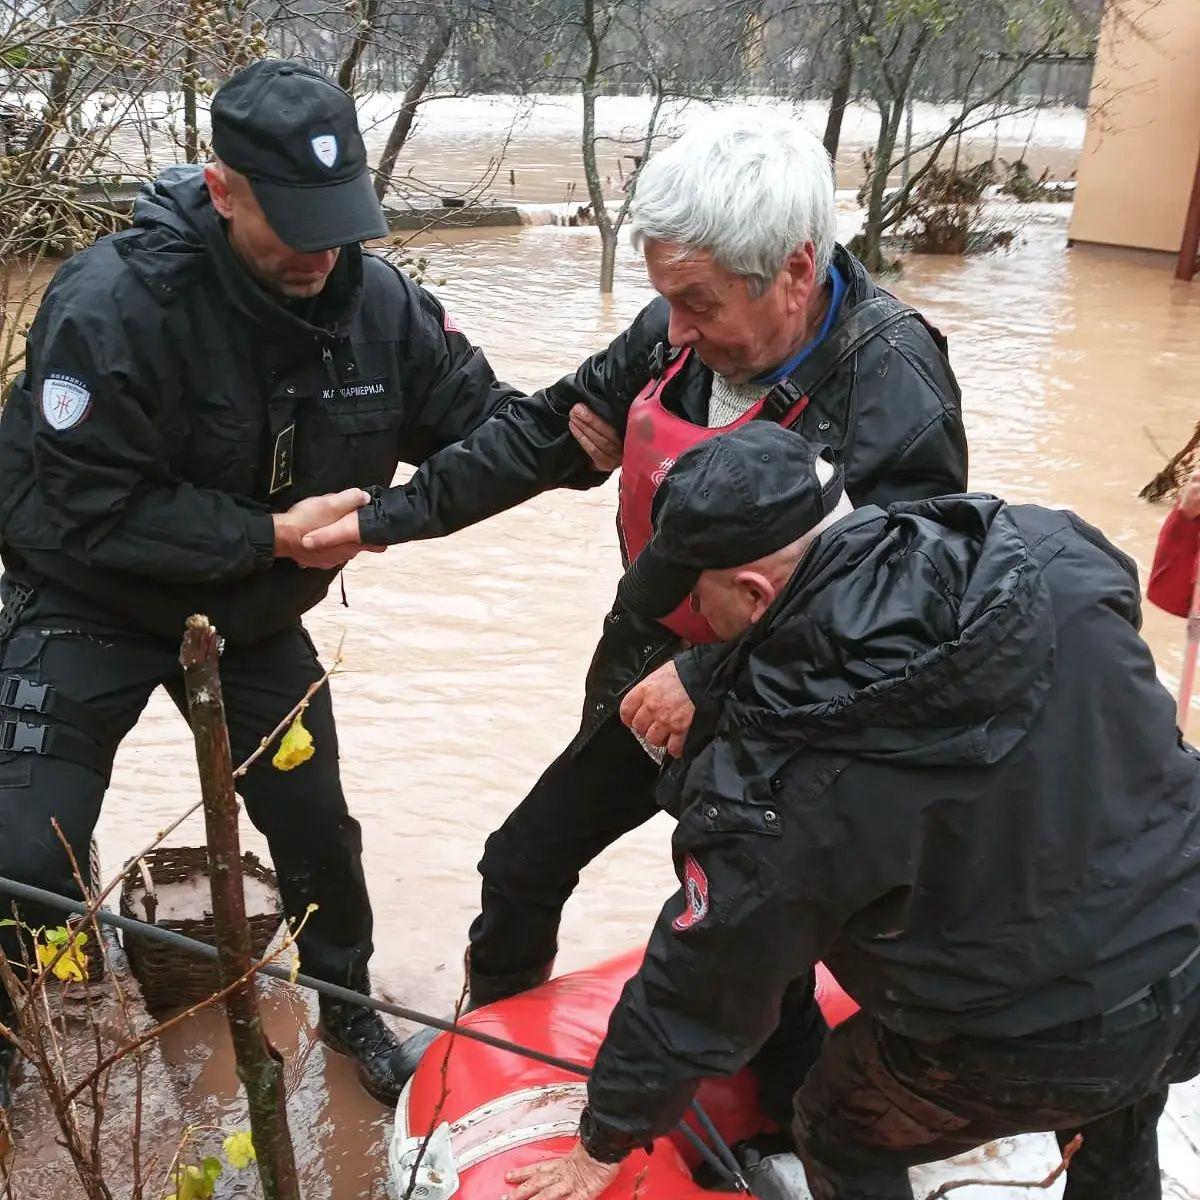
xmin=403 ymin=965 xmax=470 ymax=1200
xmin=923 ymin=1133 xmax=1083 ymax=1199
xmin=233 ymin=631 xmax=346 ymax=779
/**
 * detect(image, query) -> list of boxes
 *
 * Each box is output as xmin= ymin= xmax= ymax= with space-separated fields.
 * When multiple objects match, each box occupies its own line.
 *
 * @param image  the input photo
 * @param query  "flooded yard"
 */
xmin=2 ymin=95 xmax=1199 ymax=1197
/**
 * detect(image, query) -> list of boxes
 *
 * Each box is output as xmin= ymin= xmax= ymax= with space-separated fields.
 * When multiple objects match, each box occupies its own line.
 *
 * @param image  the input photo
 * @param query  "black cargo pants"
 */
xmin=0 ymin=579 xmax=373 ymax=1012
xmin=792 ymin=947 xmax=1200 ymax=1200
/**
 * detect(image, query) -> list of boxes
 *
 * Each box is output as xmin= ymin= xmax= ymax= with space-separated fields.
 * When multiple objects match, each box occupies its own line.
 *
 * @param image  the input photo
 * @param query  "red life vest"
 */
xmin=617 ymin=348 xmax=809 ymax=644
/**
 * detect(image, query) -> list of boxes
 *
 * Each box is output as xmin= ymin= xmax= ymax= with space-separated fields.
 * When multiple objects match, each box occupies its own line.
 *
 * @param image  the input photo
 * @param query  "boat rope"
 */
xmin=0 ymin=876 xmax=749 ymax=1191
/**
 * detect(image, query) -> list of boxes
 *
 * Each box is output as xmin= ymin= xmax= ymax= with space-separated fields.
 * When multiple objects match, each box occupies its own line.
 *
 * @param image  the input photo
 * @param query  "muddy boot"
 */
xmin=392 ymin=958 xmax=556 ymax=1076
xmin=318 ymin=997 xmax=425 ymax=1106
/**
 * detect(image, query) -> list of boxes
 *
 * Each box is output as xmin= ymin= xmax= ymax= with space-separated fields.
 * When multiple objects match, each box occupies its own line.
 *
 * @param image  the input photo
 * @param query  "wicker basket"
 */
xmin=119 ymin=846 xmax=283 ymax=1013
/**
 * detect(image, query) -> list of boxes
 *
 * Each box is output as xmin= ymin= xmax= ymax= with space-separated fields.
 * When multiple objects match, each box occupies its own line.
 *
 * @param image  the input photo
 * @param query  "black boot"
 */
xmin=0 ymin=1036 xmax=16 ymax=1114
xmin=318 ymin=997 xmax=426 ymax=1106
xmin=392 ymin=958 xmax=555 ymax=1077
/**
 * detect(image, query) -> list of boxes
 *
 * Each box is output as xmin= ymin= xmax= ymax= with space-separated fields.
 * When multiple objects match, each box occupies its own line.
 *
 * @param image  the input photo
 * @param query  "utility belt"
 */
xmin=0 ymin=674 xmax=113 ymax=773
xmin=1028 ymin=943 xmax=1200 ymax=1044
xmin=0 ymin=573 xmax=113 ymax=774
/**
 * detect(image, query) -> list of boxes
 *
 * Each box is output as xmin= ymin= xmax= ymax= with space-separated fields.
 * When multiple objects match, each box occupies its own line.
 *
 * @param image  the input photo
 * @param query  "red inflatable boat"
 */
xmin=389 ymin=949 xmax=858 ymax=1200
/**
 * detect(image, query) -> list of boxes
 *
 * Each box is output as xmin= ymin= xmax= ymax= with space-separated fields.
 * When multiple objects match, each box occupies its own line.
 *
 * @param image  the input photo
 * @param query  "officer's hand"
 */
xmin=299 ymin=508 xmax=367 ymax=561
xmin=503 ymin=1141 xmax=619 ymax=1200
xmin=620 ymin=661 xmax=695 ymax=758
xmin=570 ymin=404 xmax=623 ymax=472
xmin=1181 ymin=465 xmax=1200 ymax=519
xmin=274 ymin=488 xmax=376 ymax=569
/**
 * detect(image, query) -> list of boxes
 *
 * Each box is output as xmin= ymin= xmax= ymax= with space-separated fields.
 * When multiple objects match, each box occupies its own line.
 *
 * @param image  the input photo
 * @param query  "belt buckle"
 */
xmin=1 ymin=719 xmax=46 ymax=754
xmin=2 ymin=677 xmax=49 ymax=713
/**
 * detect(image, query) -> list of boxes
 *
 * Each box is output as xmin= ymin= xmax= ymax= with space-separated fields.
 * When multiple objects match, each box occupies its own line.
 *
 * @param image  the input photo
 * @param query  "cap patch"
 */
xmin=672 ymin=854 xmax=710 ymax=932
xmin=41 ymin=374 xmax=91 ymax=431
xmin=310 ymin=133 xmax=339 ymax=169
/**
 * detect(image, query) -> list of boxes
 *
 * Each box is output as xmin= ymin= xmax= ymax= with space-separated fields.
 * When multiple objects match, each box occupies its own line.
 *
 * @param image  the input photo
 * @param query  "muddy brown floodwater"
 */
xmin=3 ymin=106 xmax=1200 ymax=1198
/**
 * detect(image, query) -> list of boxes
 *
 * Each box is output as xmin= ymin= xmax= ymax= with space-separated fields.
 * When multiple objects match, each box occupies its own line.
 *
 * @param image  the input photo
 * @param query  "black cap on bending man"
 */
xmin=210 ymin=59 xmax=388 ymax=252
xmin=617 ymin=424 xmax=848 ymax=624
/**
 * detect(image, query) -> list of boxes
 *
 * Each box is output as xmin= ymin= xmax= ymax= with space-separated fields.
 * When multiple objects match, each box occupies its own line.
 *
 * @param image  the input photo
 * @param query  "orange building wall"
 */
xmin=1069 ymin=0 xmax=1200 ymax=254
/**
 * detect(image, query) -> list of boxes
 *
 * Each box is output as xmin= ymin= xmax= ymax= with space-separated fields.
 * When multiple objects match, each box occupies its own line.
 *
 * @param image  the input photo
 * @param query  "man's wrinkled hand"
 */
xmin=503 ymin=1141 xmax=619 ymax=1200
xmin=300 ymin=506 xmax=367 ymax=559
xmin=619 ymin=661 xmax=696 ymax=758
xmin=274 ymin=487 xmax=379 ymax=569
xmin=570 ymin=404 xmax=623 ymax=472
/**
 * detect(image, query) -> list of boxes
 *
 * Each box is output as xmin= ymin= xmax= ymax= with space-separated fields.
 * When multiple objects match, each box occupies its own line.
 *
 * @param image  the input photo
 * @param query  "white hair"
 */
xmin=630 ymin=107 xmax=837 ymax=293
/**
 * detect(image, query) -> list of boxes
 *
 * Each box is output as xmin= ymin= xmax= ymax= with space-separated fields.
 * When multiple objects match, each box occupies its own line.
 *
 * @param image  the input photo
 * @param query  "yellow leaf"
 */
xmin=223 ymin=1129 xmax=256 ymax=1170
xmin=35 ymin=930 xmax=88 ymax=982
xmin=272 ymin=713 xmax=314 ymax=771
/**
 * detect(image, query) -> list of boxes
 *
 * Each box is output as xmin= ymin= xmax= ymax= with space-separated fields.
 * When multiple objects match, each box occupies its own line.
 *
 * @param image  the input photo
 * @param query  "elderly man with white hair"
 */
xmin=303 ymin=107 xmax=967 ymax=1073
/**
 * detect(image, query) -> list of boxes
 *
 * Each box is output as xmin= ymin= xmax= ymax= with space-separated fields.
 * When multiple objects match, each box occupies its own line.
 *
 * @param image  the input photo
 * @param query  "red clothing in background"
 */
xmin=1148 ymin=506 xmax=1200 ymax=617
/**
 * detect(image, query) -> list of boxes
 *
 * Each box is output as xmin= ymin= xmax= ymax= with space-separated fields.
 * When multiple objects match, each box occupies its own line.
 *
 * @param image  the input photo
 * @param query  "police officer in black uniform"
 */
xmin=0 ymin=60 xmax=595 ymax=1110
xmin=507 ymin=425 xmax=1200 ymax=1200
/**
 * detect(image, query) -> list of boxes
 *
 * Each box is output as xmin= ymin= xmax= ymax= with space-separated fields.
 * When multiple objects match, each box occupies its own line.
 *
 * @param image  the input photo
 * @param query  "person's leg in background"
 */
xmin=1055 ymin=1089 xmax=1169 ymax=1200
xmin=467 ymin=715 xmax=662 ymax=1000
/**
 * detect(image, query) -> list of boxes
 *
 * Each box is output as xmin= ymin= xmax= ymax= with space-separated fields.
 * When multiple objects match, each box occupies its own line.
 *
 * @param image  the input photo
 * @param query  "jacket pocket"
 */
xmin=309 ymin=404 xmax=405 ymax=436
xmin=185 ymin=404 xmax=260 ymax=496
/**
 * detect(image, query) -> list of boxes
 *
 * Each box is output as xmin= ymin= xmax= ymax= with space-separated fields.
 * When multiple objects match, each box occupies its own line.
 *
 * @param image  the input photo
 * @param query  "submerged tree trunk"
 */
xmin=374 ymin=13 xmax=454 ymax=202
xmin=580 ymin=0 xmax=617 ymax=293
xmin=598 ymin=227 xmax=617 ymax=293
xmin=823 ymin=35 xmax=855 ymax=164
xmin=859 ymin=96 xmax=905 ymax=273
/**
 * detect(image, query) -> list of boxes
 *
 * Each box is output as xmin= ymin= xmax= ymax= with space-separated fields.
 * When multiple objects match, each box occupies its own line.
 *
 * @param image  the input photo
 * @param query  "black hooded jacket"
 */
xmin=355 ymin=245 xmax=968 ymax=737
xmin=581 ymin=496 xmax=1200 ymax=1159
xmin=0 ymin=167 xmax=586 ymax=642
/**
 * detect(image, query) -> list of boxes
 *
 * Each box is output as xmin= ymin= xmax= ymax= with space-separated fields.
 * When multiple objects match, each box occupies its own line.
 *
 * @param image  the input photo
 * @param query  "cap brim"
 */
xmin=250 ymin=170 xmax=389 ymax=252
xmin=617 ymin=542 xmax=701 ymax=621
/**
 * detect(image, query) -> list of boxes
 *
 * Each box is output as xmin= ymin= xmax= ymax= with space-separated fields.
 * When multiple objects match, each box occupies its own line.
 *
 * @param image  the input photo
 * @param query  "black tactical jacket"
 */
xmin=0 ymin=167 xmax=575 ymax=643
xmin=357 ymin=246 xmax=968 ymax=739
xmin=581 ymin=496 xmax=1200 ymax=1159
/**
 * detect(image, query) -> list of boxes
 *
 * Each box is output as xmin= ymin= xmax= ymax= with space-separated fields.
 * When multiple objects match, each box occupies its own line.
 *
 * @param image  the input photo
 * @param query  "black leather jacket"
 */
xmin=358 ymin=245 xmax=968 ymax=743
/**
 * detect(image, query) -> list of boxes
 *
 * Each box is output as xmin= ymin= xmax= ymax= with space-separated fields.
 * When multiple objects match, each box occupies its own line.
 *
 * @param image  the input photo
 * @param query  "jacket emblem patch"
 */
xmin=41 ymin=375 xmax=92 ymax=431
xmin=672 ymin=854 xmax=709 ymax=932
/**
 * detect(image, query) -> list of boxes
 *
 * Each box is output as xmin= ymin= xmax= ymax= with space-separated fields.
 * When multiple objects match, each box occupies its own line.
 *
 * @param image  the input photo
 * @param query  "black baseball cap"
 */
xmin=618 ymin=425 xmax=845 ymax=620
xmin=211 ymin=60 xmax=388 ymax=252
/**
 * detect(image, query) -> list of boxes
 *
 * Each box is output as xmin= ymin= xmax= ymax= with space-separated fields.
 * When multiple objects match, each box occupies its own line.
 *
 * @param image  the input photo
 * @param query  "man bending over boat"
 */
xmin=504 ymin=424 xmax=1200 ymax=1200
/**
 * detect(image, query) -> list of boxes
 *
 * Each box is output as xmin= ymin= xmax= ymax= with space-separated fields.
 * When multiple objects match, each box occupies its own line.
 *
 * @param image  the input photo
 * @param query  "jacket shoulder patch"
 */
xmin=41 ymin=375 xmax=92 ymax=431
